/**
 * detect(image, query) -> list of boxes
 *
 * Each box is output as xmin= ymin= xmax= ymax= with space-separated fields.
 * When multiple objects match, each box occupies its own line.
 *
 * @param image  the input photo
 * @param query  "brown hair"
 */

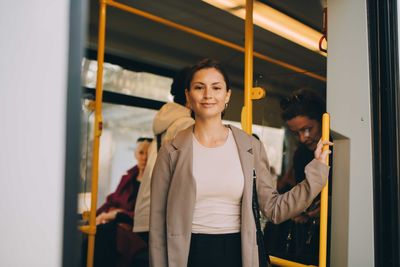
xmin=185 ymin=58 xmax=231 ymax=91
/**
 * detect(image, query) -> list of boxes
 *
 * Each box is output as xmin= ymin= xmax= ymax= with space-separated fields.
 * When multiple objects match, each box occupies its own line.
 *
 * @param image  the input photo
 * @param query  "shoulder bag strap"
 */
xmin=252 ymin=168 xmax=268 ymax=267
xmin=156 ymin=130 xmax=166 ymax=152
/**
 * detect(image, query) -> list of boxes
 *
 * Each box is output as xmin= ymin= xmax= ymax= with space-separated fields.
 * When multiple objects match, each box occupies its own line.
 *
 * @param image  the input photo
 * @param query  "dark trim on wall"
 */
xmin=63 ymin=0 xmax=88 ymax=266
xmin=85 ymin=49 xmax=176 ymax=78
xmin=83 ymin=87 xmax=166 ymax=110
xmin=83 ymin=49 xmax=251 ymax=94
xmin=367 ymin=0 xmax=400 ymax=266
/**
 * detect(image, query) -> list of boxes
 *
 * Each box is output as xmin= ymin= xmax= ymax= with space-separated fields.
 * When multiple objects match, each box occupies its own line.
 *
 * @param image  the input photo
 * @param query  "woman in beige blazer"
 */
xmin=149 ymin=59 xmax=331 ymax=267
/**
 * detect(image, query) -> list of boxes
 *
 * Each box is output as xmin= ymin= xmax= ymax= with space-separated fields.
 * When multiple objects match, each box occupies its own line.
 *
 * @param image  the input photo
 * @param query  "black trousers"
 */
xmin=81 ymin=221 xmax=118 ymax=267
xmin=131 ymin=232 xmax=149 ymax=267
xmin=187 ymin=233 xmax=242 ymax=267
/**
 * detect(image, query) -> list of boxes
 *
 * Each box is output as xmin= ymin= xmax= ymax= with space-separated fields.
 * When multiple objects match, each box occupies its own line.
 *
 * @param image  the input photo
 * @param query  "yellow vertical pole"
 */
xmin=86 ymin=1 xmax=107 ymax=267
xmin=243 ymin=0 xmax=254 ymax=135
xmin=319 ymin=113 xmax=330 ymax=267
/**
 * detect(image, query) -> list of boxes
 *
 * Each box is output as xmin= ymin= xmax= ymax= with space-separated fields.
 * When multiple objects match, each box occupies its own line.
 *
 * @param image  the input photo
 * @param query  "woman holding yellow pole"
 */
xmin=148 ymin=59 xmax=332 ymax=267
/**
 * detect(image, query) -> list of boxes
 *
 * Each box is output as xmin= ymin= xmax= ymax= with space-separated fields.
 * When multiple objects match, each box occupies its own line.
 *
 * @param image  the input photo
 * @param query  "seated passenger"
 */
xmin=96 ymin=137 xmax=152 ymax=225
xmin=81 ymin=137 xmax=151 ymax=267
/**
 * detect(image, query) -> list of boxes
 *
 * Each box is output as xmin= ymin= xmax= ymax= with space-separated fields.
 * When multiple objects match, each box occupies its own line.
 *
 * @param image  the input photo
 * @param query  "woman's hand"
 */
xmin=314 ymin=139 xmax=333 ymax=164
xmin=95 ymin=209 xmax=122 ymax=225
xmin=96 ymin=213 xmax=108 ymax=225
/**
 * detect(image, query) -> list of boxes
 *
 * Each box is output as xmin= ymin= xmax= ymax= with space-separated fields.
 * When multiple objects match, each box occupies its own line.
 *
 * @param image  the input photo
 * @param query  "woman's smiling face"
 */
xmin=185 ymin=67 xmax=231 ymax=120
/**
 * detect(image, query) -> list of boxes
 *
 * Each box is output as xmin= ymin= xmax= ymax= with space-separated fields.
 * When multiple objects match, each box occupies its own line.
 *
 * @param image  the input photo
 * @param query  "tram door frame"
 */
xmin=367 ymin=0 xmax=400 ymax=266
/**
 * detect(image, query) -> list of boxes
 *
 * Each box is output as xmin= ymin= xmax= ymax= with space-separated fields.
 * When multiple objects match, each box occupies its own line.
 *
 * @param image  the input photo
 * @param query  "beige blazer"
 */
xmin=149 ymin=125 xmax=329 ymax=267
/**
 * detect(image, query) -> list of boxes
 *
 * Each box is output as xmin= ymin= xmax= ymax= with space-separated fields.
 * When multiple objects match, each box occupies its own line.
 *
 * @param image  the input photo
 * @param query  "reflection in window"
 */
xmin=81 ymin=58 xmax=174 ymax=102
xmin=79 ymin=102 xmax=156 ymax=210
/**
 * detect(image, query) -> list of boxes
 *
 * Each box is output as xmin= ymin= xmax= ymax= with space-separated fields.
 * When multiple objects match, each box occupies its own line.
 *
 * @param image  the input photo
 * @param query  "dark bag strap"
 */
xmin=156 ymin=131 xmax=166 ymax=152
xmin=252 ymin=168 xmax=269 ymax=267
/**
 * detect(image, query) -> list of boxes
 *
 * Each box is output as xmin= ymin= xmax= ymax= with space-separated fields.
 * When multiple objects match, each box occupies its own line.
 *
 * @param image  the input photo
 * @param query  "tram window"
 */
xmin=79 ymin=57 xmax=177 ymax=211
xmin=79 ymin=102 xmax=156 ymax=211
xmin=81 ymin=58 xmax=174 ymax=103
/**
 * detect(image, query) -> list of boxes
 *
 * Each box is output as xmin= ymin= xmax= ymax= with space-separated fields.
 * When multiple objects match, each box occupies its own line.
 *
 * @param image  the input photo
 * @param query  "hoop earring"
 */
xmin=221 ymin=103 xmax=228 ymax=118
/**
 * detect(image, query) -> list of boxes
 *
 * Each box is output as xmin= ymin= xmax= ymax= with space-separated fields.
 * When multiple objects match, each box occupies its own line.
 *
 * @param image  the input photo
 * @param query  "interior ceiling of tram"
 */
xmin=86 ymin=0 xmax=326 ymax=99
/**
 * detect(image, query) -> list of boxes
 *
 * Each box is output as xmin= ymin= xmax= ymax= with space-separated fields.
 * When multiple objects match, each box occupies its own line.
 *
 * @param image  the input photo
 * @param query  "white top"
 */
xmin=192 ymin=129 xmax=244 ymax=234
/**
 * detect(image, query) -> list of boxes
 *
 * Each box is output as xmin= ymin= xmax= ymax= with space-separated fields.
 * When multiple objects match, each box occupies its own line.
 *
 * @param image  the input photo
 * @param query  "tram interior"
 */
xmin=81 ymin=0 xmax=328 ymax=208
xmin=2 ymin=0 xmax=384 ymax=266
xmin=78 ymin=1 xmax=336 ymax=267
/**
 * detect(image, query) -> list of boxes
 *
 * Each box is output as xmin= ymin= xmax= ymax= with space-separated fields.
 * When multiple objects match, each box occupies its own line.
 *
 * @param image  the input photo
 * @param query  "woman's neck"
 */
xmin=193 ymin=118 xmax=228 ymax=148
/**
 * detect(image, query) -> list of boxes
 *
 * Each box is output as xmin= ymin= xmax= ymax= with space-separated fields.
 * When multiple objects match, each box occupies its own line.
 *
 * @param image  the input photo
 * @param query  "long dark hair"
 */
xmin=170 ymin=67 xmax=191 ymax=106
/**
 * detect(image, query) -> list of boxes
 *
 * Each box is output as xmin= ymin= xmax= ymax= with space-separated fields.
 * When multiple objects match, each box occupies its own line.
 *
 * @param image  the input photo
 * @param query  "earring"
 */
xmin=225 ymin=103 xmax=228 ymax=109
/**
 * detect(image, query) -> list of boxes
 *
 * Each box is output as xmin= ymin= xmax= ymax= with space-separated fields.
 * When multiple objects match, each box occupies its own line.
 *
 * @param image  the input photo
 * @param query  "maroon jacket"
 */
xmin=97 ymin=166 xmax=140 ymax=218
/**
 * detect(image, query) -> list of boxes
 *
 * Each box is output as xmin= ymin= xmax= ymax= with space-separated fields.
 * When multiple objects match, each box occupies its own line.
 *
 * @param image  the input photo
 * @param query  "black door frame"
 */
xmin=367 ymin=0 xmax=400 ymax=266
xmin=62 ymin=0 xmax=88 ymax=266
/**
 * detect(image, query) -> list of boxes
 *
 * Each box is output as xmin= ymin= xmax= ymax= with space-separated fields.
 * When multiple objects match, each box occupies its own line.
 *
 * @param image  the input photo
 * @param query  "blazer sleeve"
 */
xmin=255 ymin=140 xmax=329 ymax=224
xmin=149 ymin=143 xmax=172 ymax=267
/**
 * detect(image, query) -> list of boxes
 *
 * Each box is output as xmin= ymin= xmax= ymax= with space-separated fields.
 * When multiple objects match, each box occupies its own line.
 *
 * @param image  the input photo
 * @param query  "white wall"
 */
xmin=328 ymin=0 xmax=374 ymax=266
xmin=0 ymin=1 xmax=69 ymax=266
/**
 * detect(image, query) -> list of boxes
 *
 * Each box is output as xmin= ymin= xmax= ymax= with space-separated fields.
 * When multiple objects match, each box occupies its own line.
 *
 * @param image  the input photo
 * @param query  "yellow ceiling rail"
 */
xmin=105 ymin=0 xmax=326 ymax=82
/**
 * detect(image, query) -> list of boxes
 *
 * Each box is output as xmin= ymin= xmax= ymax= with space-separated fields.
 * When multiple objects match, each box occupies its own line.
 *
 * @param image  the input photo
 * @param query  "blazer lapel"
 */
xmin=229 ymin=125 xmax=254 ymax=216
xmin=229 ymin=125 xmax=254 ymax=193
xmin=171 ymin=125 xmax=193 ymax=151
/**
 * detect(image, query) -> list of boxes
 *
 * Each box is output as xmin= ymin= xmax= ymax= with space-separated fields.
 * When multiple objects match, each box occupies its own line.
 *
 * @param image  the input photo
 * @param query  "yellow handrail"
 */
xmin=105 ymin=0 xmax=325 ymax=82
xmin=270 ymin=256 xmax=317 ymax=267
xmin=319 ymin=113 xmax=330 ymax=267
xmin=84 ymin=1 xmax=107 ymax=267
xmin=243 ymin=0 xmax=254 ymax=135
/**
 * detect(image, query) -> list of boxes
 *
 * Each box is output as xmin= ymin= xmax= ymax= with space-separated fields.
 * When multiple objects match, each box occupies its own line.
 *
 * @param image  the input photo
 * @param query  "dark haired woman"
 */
xmin=263 ymin=88 xmax=332 ymax=265
xmin=149 ymin=59 xmax=332 ymax=267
